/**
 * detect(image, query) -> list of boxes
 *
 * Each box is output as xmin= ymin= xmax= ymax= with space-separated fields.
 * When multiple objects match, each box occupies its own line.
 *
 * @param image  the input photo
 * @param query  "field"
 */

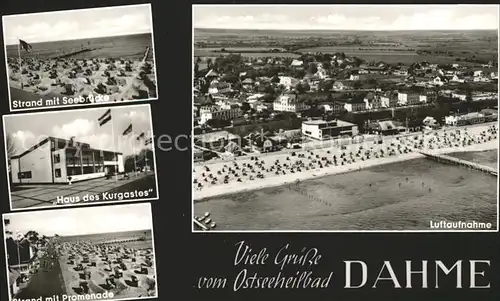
xmin=194 ymin=28 xmax=498 ymax=64
xmin=194 ymin=48 xmax=300 ymax=58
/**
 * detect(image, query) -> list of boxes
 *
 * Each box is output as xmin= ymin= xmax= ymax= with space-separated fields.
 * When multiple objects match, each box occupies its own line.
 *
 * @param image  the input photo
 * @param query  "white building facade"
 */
xmin=10 ymin=137 xmax=124 ymax=184
xmin=200 ymin=104 xmax=242 ymax=124
xmin=273 ymin=94 xmax=309 ymax=112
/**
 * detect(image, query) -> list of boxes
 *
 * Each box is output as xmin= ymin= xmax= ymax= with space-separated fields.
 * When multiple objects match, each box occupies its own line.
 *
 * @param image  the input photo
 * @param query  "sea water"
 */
xmin=194 ymin=150 xmax=498 ymax=230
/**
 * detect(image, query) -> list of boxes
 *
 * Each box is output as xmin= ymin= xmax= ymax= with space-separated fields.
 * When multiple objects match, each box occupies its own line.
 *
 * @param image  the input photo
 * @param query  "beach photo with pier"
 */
xmin=2 ymin=3 xmax=158 ymax=111
xmin=192 ymin=5 xmax=499 ymax=232
xmin=2 ymin=203 xmax=158 ymax=301
xmin=3 ymin=104 xmax=159 ymax=210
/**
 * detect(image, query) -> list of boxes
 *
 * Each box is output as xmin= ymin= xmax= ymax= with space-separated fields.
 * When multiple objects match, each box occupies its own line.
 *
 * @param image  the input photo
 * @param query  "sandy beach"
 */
xmin=56 ymin=236 xmax=156 ymax=299
xmin=8 ymin=54 xmax=157 ymax=104
xmin=194 ymin=123 xmax=498 ymax=200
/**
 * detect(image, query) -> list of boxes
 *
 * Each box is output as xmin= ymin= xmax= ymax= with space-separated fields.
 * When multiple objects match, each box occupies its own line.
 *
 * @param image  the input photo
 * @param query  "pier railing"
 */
xmin=419 ymin=151 xmax=497 ymax=177
xmin=53 ymin=48 xmax=96 ymax=59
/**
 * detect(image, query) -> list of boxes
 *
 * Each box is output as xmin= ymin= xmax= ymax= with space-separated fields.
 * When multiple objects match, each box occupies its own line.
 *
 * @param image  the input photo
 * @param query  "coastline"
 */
xmin=194 ymin=139 xmax=498 ymax=201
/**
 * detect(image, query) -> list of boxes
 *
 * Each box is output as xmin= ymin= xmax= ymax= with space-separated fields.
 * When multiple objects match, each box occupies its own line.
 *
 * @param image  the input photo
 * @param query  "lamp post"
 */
xmin=15 ymin=231 xmax=21 ymax=274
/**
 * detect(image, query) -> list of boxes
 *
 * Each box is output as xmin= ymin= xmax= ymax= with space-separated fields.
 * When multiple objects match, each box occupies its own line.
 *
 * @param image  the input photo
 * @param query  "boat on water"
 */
xmin=193 ymin=212 xmax=216 ymax=231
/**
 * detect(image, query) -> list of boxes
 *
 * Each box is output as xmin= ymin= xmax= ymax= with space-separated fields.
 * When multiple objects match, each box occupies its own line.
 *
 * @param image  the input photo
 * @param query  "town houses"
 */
xmin=193 ymin=51 xmax=497 ymax=161
xmin=273 ymin=92 xmax=309 ymax=112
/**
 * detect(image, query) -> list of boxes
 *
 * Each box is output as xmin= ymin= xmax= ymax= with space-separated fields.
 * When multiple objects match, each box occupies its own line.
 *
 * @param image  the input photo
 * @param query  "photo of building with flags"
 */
xmin=3 ymin=104 xmax=158 ymax=210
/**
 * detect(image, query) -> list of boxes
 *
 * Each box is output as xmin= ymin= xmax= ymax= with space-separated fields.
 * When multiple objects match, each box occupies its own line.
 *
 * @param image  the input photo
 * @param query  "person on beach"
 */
xmin=193 ymin=124 xmax=498 ymax=196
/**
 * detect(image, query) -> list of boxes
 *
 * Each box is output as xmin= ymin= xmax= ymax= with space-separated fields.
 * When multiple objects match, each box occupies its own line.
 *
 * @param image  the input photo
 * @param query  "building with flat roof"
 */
xmin=302 ymin=119 xmax=358 ymax=140
xmin=10 ymin=136 xmax=124 ymax=184
xmin=445 ymin=112 xmax=486 ymax=126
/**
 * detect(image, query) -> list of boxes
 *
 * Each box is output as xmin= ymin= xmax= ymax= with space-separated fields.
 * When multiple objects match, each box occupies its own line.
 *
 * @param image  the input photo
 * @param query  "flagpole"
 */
xmin=130 ymin=117 xmax=137 ymax=177
xmin=110 ymin=112 xmax=117 ymax=182
xmin=145 ymin=133 xmax=149 ymax=172
xmin=16 ymin=231 xmax=20 ymax=273
xmin=17 ymin=38 xmax=22 ymax=88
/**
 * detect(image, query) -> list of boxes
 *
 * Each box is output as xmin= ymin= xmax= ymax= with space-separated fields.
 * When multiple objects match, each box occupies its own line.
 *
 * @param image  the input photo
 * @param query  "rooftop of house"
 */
xmin=11 ymin=136 xmax=122 ymax=159
xmin=194 ymin=131 xmax=241 ymax=144
xmin=205 ymin=69 xmax=219 ymax=78
xmin=6 ymin=238 xmax=36 ymax=266
xmin=303 ymin=119 xmax=355 ymax=127
xmin=480 ymin=108 xmax=498 ymax=115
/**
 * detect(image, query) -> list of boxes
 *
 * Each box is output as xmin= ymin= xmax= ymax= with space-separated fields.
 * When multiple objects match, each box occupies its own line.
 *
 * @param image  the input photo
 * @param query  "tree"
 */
xmin=241 ymin=102 xmax=251 ymax=112
xmin=352 ymin=80 xmax=362 ymax=90
xmin=271 ymin=76 xmax=280 ymax=84
xmin=25 ymin=230 xmax=40 ymax=244
xmin=322 ymin=60 xmax=331 ymax=70
xmin=4 ymin=218 xmax=12 ymax=237
xmin=296 ymin=83 xmax=306 ymax=94
xmin=6 ymin=134 xmax=16 ymax=159
xmin=262 ymin=93 xmax=276 ymax=102
xmin=293 ymin=68 xmax=306 ymax=79
xmin=221 ymin=72 xmax=239 ymax=83
xmin=320 ymin=80 xmax=334 ymax=92
xmin=246 ymin=69 xmax=258 ymax=80
xmin=206 ymin=119 xmax=231 ymax=129
xmin=302 ymin=82 xmax=311 ymax=92
xmin=264 ymin=84 xmax=275 ymax=94
xmin=308 ymin=63 xmax=318 ymax=74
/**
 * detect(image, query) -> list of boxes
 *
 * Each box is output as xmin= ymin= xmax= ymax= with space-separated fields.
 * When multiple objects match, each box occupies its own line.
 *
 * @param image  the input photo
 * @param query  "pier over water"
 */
xmin=53 ymin=48 xmax=97 ymax=59
xmin=419 ymin=151 xmax=498 ymax=177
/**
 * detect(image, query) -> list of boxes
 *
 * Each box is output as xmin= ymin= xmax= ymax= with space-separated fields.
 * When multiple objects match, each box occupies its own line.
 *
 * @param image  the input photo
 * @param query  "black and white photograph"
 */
xmin=192 ymin=5 xmax=499 ymax=232
xmin=3 ymin=203 xmax=158 ymax=301
xmin=3 ymin=104 xmax=159 ymax=210
xmin=3 ymin=3 xmax=158 ymax=111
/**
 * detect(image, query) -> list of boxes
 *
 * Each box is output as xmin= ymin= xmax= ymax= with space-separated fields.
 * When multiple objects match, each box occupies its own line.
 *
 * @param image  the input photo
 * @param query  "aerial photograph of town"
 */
xmin=192 ymin=5 xmax=499 ymax=231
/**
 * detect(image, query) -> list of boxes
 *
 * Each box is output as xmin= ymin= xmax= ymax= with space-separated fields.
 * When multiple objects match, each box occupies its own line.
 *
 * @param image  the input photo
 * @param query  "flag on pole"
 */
xmin=19 ymin=39 xmax=32 ymax=52
xmin=122 ymin=124 xmax=133 ymax=136
xmin=98 ymin=109 xmax=112 ymax=126
xmin=145 ymin=137 xmax=153 ymax=145
xmin=136 ymin=132 xmax=145 ymax=141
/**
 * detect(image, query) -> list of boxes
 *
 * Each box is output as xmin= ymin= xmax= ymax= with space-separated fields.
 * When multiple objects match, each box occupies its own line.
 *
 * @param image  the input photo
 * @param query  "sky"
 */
xmin=4 ymin=203 xmax=152 ymax=236
xmin=193 ymin=5 xmax=499 ymax=31
xmin=4 ymin=104 xmax=153 ymax=157
xmin=3 ymin=4 xmax=153 ymax=45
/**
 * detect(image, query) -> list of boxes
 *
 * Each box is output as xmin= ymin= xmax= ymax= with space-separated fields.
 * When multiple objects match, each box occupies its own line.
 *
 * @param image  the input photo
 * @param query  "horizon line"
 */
xmin=6 ymin=228 xmax=152 ymax=237
xmin=194 ymin=27 xmax=499 ymax=32
xmin=4 ymin=31 xmax=152 ymax=46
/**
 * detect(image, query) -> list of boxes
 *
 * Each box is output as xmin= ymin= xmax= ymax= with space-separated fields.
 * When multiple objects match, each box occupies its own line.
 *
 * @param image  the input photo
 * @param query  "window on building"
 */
xmin=55 ymin=169 xmax=61 ymax=178
xmin=18 ymin=171 xmax=32 ymax=179
xmin=54 ymin=154 xmax=60 ymax=163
